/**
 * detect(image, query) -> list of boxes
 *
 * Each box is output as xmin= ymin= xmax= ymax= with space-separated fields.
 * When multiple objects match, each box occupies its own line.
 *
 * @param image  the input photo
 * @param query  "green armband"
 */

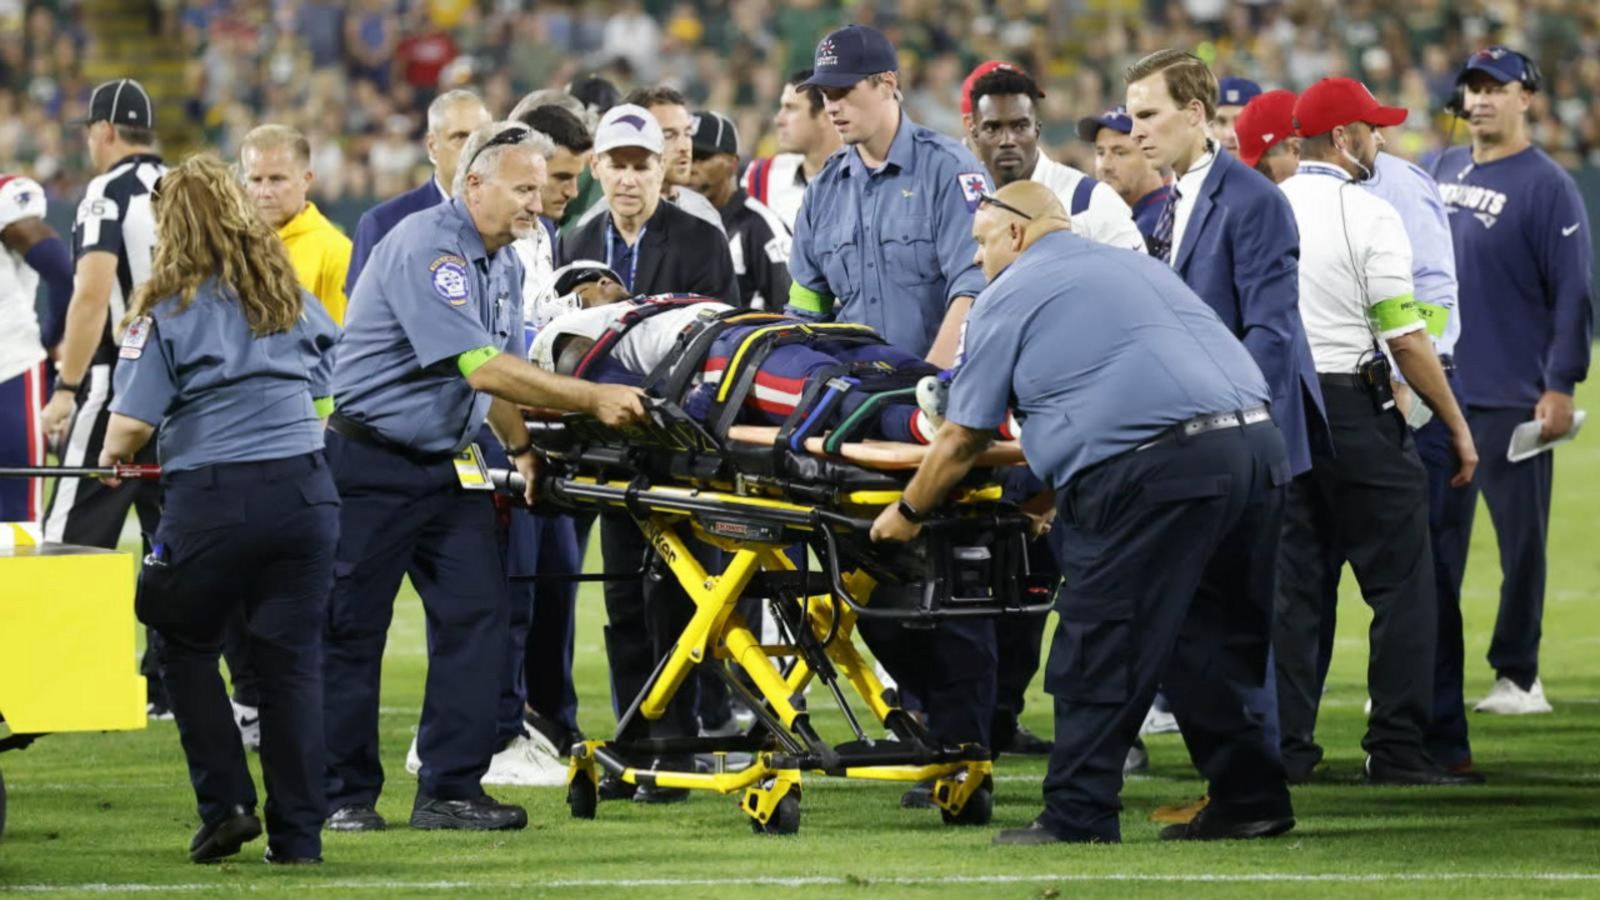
xmin=787 ymin=283 xmax=833 ymax=315
xmin=1367 ymin=293 xmax=1423 ymax=334
xmin=1412 ymin=301 xmax=1449 ymax=339
xmin=457 ymin=346 xmax=501 ymax=377
xmin=313 ymin=396 xmax=335 ymax=418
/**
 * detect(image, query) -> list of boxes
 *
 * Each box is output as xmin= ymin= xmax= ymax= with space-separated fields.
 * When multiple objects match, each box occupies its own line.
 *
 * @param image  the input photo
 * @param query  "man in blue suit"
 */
xmin=1123 ymin=50 xmax=1328 ymax=804
xmin=344 ymin=90 xmax=491 ymax=294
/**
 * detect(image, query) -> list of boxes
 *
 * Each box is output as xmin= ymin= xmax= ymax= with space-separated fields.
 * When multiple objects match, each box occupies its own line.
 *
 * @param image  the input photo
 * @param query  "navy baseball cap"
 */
xmin=1076 ymin=106 xmax=1133 ymax=142
xmin=800 ymin=25 xmax=898 ymax=89
xmin=1457 ymin=45 xmax=1535 ymax=88
xmin=1217 ymin=77 xmax=1263 ymax=108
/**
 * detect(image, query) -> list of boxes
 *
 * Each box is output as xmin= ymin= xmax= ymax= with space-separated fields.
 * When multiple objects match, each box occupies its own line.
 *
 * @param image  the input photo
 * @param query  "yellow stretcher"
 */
xmin=0 ymin=522 xmax=148 ymax=839
xmin=503 ymin=400 xmax=1051 ymax=835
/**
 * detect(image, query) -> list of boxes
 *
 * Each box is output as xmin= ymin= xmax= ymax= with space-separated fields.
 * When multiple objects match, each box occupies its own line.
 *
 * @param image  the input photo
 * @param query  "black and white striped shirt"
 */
xmin=74 ymin=152 xmax=165 ymax=365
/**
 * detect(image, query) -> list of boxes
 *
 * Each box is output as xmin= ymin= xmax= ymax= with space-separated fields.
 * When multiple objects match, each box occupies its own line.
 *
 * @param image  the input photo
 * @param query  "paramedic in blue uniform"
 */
xmin=874 ymin=180 xmax=1294 ymax=845
xmin=785 ymin=25 xmax=999 ymax=777
xmin=321 ymin=121 xmax=646 ymax=834
xmin=1432 ymin=46 xmax=1593 ymax=718
xmin=99 ymin=155 xmax=340 ymax=865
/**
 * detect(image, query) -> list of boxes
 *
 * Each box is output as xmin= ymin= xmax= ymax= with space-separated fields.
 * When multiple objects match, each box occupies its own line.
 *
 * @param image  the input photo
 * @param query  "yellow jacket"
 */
xmin=279 ymin=202 xmax=352 ymax=325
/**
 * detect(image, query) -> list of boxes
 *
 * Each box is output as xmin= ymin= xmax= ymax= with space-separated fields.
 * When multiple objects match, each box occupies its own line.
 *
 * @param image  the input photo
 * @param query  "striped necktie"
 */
xmin=1148 ymin=186 xmax=1179 ymax=264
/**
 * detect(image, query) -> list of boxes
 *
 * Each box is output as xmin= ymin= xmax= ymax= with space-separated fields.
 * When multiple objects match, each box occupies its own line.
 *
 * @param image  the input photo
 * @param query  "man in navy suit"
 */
xmin=1123 ymin=50 xmax=1328 ymax=805
xmin=344 ymin=90 xmax=491 ymax=294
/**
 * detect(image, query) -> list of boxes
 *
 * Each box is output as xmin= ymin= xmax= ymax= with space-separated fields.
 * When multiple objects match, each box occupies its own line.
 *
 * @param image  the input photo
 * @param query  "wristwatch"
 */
xmin=896 ymin=497 xmax=928 ymax=524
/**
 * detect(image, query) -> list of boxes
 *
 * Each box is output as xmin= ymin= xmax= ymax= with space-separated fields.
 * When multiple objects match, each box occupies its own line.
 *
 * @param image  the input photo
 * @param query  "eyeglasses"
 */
xmin=977 ymin=192 xmax=1034 ymax=221
xmin=462 ymin=125 xmax=532 ymax=179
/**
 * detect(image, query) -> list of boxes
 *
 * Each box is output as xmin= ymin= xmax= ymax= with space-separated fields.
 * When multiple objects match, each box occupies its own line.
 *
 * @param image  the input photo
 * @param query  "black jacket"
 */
xmin=557 ymin=199 xmax=740 ymax=304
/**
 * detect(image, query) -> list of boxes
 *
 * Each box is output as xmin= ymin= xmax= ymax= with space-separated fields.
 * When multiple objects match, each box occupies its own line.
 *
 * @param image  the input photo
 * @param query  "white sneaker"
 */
xmin=1140 ymin=706 xmax=1180 ymax=735
xmin=915 ymin=375 xmax=948 ymax=430
xmin=405 ymin=734 xmax=422 ymax=775
xmin=1474 ymin=677 xmax=1553 ymax=715
xmin=481 ymin=734 xmax=567 ymax=787
xmin=231 ymin=701 xmax=261 ymax=751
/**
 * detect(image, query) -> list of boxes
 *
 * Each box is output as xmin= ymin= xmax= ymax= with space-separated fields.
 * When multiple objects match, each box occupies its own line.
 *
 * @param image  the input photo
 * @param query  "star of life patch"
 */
xmin=958 ymin=172 xmax=990 ymax=212
xmin=119 ymin=315 xmax=152 ymax=360
xmin=430 ymin=254 xmax=471 ymax=306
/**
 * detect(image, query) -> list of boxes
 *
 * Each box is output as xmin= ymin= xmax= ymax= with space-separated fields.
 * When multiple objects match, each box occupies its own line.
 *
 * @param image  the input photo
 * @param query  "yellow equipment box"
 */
xmin=1 ymin=526 xmax=147 ymax=735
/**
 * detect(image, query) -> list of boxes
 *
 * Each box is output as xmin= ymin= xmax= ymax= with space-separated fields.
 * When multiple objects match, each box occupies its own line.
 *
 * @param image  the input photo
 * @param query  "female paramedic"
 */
xmin=98 ymin=154 xmax=340 ymax=865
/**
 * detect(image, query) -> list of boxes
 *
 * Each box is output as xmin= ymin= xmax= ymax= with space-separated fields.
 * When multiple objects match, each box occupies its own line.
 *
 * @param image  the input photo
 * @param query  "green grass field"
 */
xmin=2 ymin=422 xmax=1598 ymax=898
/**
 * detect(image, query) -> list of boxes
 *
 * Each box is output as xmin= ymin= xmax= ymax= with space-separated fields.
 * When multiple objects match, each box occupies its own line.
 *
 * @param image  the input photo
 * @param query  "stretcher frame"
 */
xmin=505 ymin=400 xmax=1050 ymax=835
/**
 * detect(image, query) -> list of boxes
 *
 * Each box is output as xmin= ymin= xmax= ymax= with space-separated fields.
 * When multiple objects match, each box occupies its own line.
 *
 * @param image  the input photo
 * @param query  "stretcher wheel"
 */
xmin=567 ymin=770 xmax=597 ymax=820
xmin=750 ymin=793 xmax=801 ymax=836
xmin=940 ymin=785 xmax=993 ymax=827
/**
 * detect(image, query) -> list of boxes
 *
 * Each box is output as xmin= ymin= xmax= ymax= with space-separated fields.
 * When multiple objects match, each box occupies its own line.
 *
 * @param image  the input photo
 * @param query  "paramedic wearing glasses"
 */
xmin=319 ymin=121 xmax=644 ymax=835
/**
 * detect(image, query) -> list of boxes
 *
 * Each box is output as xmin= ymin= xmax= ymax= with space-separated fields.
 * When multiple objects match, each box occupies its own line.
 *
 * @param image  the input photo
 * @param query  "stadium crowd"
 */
xmin=3 ymin=0 xmax=1600 ymax=220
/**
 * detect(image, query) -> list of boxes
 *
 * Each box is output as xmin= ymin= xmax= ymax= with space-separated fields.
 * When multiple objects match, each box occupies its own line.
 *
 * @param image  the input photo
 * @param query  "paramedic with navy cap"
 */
xmin=787 ymin=24 xmax=991 ymax=368
xmin=1432 ymin=45 xmax=1593 ymax=718
xmin=872 ymin=181 xmax=1294 ymax=845
xmin=785 ymin=24 xmax=1000 ymax=785
xmin=100 ymin=155 xmax=340 ymax=864
xmin=321 ymin=121 xmax=645 ymax=835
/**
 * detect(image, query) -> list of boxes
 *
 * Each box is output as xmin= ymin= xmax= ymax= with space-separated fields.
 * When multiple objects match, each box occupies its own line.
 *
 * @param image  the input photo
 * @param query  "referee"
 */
xmin=36 ymin=78 xmax=170 ymax=715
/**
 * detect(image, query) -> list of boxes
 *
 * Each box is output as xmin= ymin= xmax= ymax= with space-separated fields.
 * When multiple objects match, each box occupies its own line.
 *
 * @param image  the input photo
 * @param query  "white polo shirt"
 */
xmin=1029 ymin=152 xmax=1147 ymax=252
xmin=1279 ymin=160 xmax=1424 ymax=374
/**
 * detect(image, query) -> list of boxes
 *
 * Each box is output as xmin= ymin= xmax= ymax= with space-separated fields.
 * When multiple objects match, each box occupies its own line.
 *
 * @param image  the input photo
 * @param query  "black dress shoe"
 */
xmin=326 ymin=804 xmax=386 ymax=832
xmin=410 ymin=793 xmax=528 ymax=831
xmin=1364 ymin=755 xmax=1486 ymax=786
xmin=264 ymin=847 xmax=323 ymax=865
xmin=1004 ymin=725 xmax=1054 ymax=756
xmin=900 ymin=781 xmax=934 ymax=809
xmin=992 ymin=819 xmax=1068 ymax=845
xmin=1159 ymin=808 xmax=1295 ymax=841
xmin=189 ymin=805 xmax=263 ymax=863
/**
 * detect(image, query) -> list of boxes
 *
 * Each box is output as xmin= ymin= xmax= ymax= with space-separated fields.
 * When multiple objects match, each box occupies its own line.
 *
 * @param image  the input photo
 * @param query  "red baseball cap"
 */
xmin=960 ymin=60 xmax=1043 ymax=116
xmin=1292 ymin=77 xmax=1407 ymax=137
xmin=1234 ymin=90 xmax=1297 ymax=168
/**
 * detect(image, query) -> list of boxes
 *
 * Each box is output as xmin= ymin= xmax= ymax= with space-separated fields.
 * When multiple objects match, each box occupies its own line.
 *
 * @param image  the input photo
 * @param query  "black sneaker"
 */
xmin=597 ymin=773 xmax=637 ymax=801
xmin=325 ymin=804 xmax=386 ymax=832
xmin=634 ymin=782 xmax=690 ymax=804
xmin=409 ymin=793 xmax=528 ymax=831
xmin=900 ymin=781 xmax=934 ymax=809
xmin=189 ymin=805 xmax=262 ymax=863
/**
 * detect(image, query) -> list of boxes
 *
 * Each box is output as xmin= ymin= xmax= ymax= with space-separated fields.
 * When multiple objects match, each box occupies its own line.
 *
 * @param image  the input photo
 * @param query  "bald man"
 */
xmin=874 ymin=180 xmax=1295 ymax=845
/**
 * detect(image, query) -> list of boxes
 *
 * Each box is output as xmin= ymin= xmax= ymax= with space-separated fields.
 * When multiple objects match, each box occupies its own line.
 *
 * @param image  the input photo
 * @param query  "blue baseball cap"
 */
xmin=800 ymin=25 xmax=898 ymax=89
xmin=1457 ymin=45 xmax=1535 ymax=88
xmin=1217 ymin=77 xmax=1263 ymax=108
xmin=1076 ymin=106 xmax=1133 ymax=142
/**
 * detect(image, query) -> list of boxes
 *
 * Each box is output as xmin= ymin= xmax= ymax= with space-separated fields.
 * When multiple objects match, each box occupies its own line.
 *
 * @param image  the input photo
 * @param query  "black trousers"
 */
xmin=1274 ymin=382 xmax=1437 ymax=773
xmin=598 ymin=512 xmax=702 ymax=748
xmin=991 ymin=532 xmax=1057 ymax=747
xmin=138 ymin=453 xmax=337 ymax=859
xmin=1040 ymin=421 xmax=1291 ymax=842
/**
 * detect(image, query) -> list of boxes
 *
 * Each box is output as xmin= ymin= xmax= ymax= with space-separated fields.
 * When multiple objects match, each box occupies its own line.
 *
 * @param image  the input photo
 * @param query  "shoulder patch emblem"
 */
xmin=957 ymin=172 xmax=990 ymax=213
xmin=119 ymin=315 xmax=153 ymax=360
xmin=430 ymin=254 xmax=471 ymax=306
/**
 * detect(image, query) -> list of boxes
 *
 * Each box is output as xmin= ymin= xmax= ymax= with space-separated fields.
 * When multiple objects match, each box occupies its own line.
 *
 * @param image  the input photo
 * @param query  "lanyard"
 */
xmin=605 ymin=217 xmax=647 ymax=291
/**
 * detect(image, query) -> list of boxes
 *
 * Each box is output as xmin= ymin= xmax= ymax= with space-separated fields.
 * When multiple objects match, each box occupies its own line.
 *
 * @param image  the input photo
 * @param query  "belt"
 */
xmin=328 ymin=413 xmax=456 ymax=466
xmin=1317 ymin=372 xmax=1363 ymax=388
xmin=1135 ymin=404 xmax=1272 ymax=453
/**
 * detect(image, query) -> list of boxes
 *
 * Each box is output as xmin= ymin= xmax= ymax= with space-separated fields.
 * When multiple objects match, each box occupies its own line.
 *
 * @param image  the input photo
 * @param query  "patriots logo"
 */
xmin=615 ymin=114 xmax=649 ymax=131
xmin=1477 ymin=47 xmax=1508 ymax=61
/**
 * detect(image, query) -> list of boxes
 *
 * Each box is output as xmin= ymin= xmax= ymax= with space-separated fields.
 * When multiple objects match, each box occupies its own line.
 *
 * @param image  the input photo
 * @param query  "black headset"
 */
xmin=1446 ymin=47 xmax=1543 ymax=118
